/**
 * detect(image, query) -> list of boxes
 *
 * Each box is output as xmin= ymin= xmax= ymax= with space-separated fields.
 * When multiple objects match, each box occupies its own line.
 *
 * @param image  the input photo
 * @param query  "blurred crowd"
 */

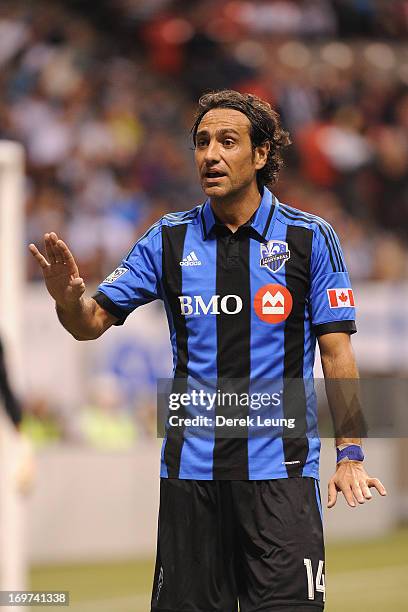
xmin=20 ymin=374 xmax=157 ymax=450
xmin=0 ymin=0 xmax=407 ymax=290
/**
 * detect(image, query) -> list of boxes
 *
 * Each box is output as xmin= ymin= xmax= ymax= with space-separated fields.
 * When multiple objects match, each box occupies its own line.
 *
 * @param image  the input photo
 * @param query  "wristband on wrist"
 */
xmin=336 ymin=444 xmax=364 ymax=464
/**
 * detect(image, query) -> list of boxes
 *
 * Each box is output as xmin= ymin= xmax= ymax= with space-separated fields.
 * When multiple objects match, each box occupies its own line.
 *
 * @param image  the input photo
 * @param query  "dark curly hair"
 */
xmin=191 ymin=89 xmax=291 ymax=190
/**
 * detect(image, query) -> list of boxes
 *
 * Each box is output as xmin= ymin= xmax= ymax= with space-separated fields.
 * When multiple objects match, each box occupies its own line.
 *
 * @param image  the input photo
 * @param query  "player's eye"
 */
xmin=196 ymin=139 xmax=208 ymax=148
xmin=223 ymin=138 xmax=235 ymax=147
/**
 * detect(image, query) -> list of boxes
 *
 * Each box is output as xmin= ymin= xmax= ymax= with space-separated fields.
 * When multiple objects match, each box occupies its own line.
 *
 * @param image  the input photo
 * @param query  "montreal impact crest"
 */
xmin=260 ymin=240 xmax=291 ymax=273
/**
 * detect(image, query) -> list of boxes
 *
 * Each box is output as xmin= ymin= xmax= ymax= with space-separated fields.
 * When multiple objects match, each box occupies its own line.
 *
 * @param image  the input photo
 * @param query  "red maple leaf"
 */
xmin=339 ymin=292 xmax=348 ymax=302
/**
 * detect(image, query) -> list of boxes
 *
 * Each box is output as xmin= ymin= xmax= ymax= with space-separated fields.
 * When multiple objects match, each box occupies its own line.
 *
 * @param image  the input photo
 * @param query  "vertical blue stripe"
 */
xmin=162 ymin=296 xmax=179 ymax=375
xmin=303 ymin=307 xmax=321 ymax=478
xmin=178 ymin=223 xmax=217 ymax=479
xmin=160 ymin=443 xmax=168 ymax=477
xmin=160 ymin=296 xmax=175 ymax=478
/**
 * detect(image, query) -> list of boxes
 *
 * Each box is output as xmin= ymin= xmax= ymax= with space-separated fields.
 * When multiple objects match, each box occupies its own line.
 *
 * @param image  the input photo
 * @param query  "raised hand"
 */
xmin=28 ymin=232 xmax=86 ymax=306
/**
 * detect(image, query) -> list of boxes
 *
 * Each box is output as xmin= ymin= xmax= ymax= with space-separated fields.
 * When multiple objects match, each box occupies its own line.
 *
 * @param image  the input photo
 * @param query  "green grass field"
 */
xmin=30 ymin=528 xmax=408 ymax=611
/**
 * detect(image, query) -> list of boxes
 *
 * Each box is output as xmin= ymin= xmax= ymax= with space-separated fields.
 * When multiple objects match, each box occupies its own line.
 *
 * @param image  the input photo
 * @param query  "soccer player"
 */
xmin=29 ymin=90 xmax=386 ymax=611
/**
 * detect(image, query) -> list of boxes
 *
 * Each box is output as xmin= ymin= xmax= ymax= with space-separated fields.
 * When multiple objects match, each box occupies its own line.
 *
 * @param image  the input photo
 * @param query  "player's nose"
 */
xmin=203 ymin=139 xmax=221 ymax=164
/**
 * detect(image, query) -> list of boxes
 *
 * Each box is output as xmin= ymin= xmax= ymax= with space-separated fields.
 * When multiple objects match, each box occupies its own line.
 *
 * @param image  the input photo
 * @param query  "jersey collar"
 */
xmin=200 ymin=186 xmax=278 ymax=242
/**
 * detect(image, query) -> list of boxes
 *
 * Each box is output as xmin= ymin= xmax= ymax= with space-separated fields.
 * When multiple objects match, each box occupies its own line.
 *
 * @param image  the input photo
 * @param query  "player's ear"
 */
xmin=254 ymin=141 xmax=270 ymax=170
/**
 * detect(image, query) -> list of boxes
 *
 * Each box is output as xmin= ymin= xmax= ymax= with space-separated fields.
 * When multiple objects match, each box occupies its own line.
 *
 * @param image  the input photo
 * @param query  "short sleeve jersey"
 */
xmin=93 ymin=187 xmax=356 ymax=480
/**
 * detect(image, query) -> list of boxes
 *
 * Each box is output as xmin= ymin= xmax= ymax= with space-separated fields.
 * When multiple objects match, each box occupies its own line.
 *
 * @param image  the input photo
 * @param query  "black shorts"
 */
xmin=151 ymin=477 xmax=325 ymax=612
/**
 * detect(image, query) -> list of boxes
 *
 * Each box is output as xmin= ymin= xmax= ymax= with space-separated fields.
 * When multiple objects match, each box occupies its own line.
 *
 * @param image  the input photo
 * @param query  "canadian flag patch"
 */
xmin=327 ymin=288 xmax=355 ymax=308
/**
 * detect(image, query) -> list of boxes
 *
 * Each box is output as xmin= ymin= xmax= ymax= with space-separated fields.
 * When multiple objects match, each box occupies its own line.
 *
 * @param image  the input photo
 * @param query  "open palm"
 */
xmin=28 ymin=232 xmax=86 ymax=305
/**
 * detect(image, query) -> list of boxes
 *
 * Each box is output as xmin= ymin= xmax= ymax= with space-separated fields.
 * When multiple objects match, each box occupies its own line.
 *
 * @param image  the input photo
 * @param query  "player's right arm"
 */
xmin=29 ymin=232 xmax=118 ymax=340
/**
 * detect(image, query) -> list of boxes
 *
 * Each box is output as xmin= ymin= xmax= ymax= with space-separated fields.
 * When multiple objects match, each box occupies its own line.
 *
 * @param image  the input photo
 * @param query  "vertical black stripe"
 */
xmin=214 ymin=231 xmax=251 ymax=479
xmin=283 ymin=225 xmax=312 ymax=477
xmin=162 ymin=224 xmax=189 ymax=477
xmin=201 ymin=206 xmax=208 ymax=239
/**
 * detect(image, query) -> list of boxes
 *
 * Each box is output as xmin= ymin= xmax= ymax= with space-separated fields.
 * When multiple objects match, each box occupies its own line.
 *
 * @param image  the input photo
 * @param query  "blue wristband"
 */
xmin=336 ymin=445 xmax=364 ymax=463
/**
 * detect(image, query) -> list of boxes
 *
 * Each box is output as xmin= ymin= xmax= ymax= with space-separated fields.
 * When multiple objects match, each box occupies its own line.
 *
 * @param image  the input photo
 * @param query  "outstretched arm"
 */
xmin=318 ymin=332 xmax=387 ymax=508
xmin=29 ymin=232 xmax=118 ymax=340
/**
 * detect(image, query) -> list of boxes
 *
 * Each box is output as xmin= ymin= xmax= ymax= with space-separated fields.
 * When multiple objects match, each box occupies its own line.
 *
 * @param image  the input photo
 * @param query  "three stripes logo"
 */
xmin=180 ymin=251 xmax=202 ymax=266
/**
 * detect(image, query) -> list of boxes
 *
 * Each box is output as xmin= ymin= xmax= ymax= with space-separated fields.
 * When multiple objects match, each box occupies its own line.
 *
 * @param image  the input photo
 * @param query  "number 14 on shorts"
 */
xmin=304 ymin=558 xmax=325 ymax=602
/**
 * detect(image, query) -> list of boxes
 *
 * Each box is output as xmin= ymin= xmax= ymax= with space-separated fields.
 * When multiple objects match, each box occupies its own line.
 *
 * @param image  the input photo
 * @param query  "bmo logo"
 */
xmin=254 ymin=284 xmax=292 ymax=323
xmin=179 ymin=295 xmax=242 ymax=316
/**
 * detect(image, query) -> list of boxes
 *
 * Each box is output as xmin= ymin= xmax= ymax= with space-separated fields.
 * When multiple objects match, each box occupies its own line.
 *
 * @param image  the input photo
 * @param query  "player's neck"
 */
xmin=210 ymin=182 xmax=262 ymax=233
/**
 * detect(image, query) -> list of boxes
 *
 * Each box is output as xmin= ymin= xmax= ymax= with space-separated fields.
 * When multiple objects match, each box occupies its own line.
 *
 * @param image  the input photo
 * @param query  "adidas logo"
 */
xmin=180 ymin=251 xmax=202 ymax=266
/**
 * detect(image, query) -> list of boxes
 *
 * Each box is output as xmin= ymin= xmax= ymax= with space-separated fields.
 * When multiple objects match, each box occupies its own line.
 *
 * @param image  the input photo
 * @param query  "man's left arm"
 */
xmin=318 ymin=332 xmax=387 ymax=509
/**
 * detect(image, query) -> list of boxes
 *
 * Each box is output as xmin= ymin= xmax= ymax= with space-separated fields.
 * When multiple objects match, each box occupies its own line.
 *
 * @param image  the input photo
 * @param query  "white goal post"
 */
xmin=0 ymin=140 xmax=25 ymax=388
xmin=0 ymin=140 xmax=27 ymax=610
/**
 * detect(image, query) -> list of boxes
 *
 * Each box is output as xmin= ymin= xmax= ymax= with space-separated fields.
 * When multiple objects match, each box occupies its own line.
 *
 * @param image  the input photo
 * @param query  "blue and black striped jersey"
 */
xmin=93 ymin=187 xmax=356 ymax=480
